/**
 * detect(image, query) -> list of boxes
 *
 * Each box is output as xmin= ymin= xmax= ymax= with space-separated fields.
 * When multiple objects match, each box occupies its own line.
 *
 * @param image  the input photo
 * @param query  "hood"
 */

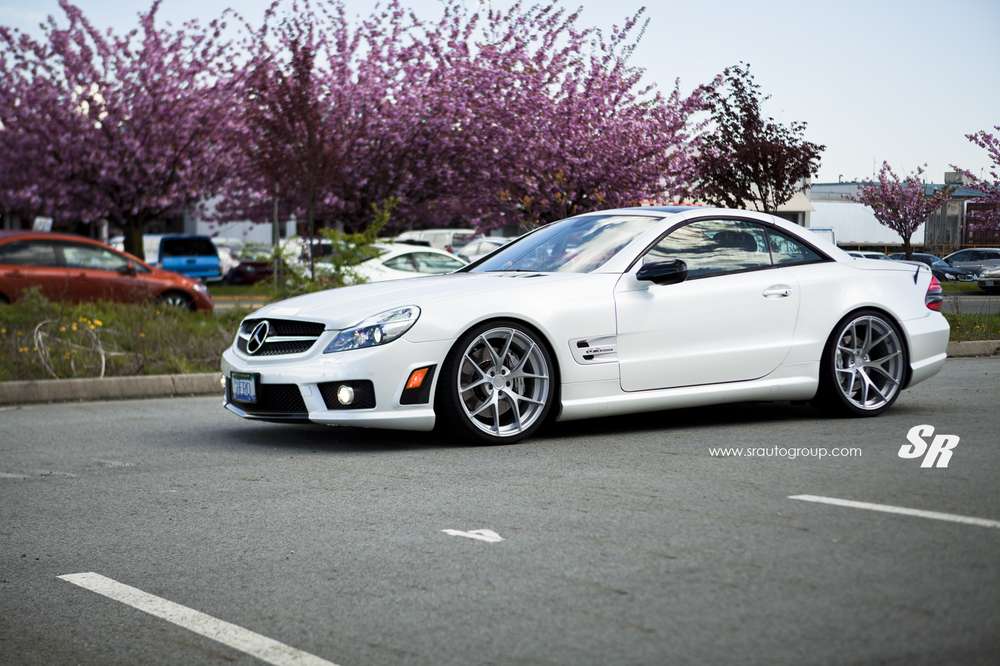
xmin=249 ymin=271 xmax=595 ymax=329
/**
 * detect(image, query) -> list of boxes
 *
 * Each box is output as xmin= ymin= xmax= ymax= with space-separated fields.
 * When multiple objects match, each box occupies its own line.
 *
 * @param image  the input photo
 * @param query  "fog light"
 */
xmin=336 ymin=384 xmax=355 ymax=406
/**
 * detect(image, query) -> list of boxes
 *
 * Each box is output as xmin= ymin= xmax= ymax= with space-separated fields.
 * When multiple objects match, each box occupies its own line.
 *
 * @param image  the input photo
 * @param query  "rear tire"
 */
xmin=813 ymin=309 xmax=907 ymax=417
xmin=0 ymin=293 xmax=9 ymax=305
xmin=436 ymin=320 xmax=556 ymax=445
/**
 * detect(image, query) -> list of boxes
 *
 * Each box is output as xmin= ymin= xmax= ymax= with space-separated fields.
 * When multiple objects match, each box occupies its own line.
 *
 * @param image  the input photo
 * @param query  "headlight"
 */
xmin=194 ymin=282 xmax=209 ymax=293
xmin=323 ymin=306 xmax=420 ymax=353
xmin=944 ymin=273 xmax=955 ymax=279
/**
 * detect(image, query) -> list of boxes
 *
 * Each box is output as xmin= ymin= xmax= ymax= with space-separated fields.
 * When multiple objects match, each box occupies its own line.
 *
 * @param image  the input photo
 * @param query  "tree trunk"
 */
xmin=124 ymin=219 xmax=145 ymax=261
xmin=306 ymin=198 xmax=316 ymax=281
xmin=902 ymin=236 xmax=913 ymax=261
xmin=272 ymin=197 xmax=281 ymax=291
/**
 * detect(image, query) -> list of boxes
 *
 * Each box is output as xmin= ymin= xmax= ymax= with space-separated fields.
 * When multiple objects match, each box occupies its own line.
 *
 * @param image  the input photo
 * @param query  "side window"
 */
xmin=766 ymin=228 xmax=823 ymax=266
xmin=412 ymin=252 xmax=465 ymax=273
xmin=383 ymin=254 xmax=418 ymax=272
xmin=61 ymin=244 xmax=129 ymax=272
xmin=644 ymin=219 xmax=770 ymax=279
xmin=0 ymin=241 xmax=60 ymax=266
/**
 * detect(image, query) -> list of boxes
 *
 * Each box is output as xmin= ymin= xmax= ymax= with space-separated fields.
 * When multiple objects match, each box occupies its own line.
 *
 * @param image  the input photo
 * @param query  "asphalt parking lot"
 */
xmin=1 ymin=358 xmax=998 ymax=665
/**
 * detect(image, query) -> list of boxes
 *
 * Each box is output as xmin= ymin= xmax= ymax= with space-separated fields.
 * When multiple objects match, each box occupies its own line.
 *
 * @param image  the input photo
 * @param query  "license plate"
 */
xmin=231 ymin=372 xmax=257 ymax=404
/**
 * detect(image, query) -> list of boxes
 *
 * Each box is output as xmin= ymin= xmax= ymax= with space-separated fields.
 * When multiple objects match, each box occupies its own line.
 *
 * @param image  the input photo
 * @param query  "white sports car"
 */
xmin=222 ymin=207 xmax=950 ymax=444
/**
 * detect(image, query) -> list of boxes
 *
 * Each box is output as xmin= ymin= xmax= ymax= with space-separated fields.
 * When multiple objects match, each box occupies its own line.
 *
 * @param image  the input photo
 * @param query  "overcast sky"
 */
xmin=2 ymin=0 xmax=998 ymax=183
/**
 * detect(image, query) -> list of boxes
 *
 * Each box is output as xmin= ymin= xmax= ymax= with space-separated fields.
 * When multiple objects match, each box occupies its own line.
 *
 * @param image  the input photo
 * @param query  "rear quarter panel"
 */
xmin=784 ymin=260 xmax=940 ymax=367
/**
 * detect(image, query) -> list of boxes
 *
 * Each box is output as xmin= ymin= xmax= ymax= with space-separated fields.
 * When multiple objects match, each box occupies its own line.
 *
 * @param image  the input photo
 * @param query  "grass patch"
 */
xmin=943 ymin=313 xmax=1000 ymax=342
xmin=0 ymin=290 xmax=248 ymax=382
xmin=941 ymin=281 xmax=984 ymax=294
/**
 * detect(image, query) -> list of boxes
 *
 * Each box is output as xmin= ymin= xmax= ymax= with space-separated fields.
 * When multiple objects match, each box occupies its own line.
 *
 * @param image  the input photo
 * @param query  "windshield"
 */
xmin=160 ymin=237 xmax=218 ymax=257
xmin=472 ymin=214 xmax=661 ymax=273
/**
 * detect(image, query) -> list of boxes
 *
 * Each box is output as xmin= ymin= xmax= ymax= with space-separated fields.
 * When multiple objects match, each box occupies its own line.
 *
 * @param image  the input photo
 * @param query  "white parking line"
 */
xmin=58 ymin=572 xmax=339 ymax=666
xmin=789 ymin=495 xmax=1000 ymax=529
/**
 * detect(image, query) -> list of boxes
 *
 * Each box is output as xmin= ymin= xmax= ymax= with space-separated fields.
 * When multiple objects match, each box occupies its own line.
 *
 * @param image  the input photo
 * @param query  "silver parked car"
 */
xmin=942 ymin=248 xmax=1000 ymax=276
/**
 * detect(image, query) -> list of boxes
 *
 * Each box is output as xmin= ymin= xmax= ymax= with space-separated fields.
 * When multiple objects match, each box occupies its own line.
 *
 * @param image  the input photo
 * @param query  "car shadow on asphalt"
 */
xmin=541 ymin=399 xmax=932 ymax=441
xmin=209 ymin=422 xmax=453 ymax=453
xmin=207 ymin=399 xmax=931 ymax=452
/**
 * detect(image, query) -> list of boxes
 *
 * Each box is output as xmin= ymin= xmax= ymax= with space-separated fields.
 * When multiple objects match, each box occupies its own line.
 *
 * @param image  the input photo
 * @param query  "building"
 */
xmin=806 ymin=174 xmax=989 ymax=251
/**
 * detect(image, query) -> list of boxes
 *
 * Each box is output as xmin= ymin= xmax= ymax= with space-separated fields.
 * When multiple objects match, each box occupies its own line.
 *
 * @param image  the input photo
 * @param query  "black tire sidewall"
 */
xmin=819 ymin=308 xmax=907 ymax=417
xmin=436 ymin=319 xmax=556 ymax=445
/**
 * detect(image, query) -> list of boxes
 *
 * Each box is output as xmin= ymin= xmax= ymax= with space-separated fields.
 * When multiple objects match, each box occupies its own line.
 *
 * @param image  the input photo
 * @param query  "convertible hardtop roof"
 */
xmin=600 ymin=205 xmax=701 ymax=216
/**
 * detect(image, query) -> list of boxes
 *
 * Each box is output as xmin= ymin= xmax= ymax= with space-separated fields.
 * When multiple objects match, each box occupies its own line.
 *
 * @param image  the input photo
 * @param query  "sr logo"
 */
xmin=898 ymin=425 xmax=960 ymax=469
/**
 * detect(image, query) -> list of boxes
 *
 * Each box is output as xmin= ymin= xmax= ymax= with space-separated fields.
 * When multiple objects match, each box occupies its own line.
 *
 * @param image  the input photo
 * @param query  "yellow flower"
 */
xmin=0 ymin=327 xmax=6 ymax=335
xmin=92 ymin=319 xmax=102 ymax=327
xmin=59 ymin=326 xmax=66 ymax=333
xmin=138 ymin=331 xmax=145 ymax=337
xmin=71 ymin=323 xmax=78 ymax=331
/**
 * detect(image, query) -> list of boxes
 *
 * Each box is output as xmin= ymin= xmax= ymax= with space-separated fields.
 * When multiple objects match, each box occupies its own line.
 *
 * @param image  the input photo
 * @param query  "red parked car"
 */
xmin=0 ymin=231 xmax=213 ymax=311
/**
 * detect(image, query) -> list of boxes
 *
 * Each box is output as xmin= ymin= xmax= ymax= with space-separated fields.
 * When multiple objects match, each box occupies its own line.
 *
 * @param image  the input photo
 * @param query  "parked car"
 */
xmin=211 ymin=238 xmax=246 ymax=279
xmin=349 ymin=243 xmax=467 ymax=283
xmin=110 ymin=234 xmax=164 ymax=263
xmin=0 ymin=231 xmax=213 ymax=310
xmin=942 ymin=248 xmax=1000 ymax=276
xmin=222 ymin=206 xmax=948 ymax=444
xmin=847 ymin=251 xmax=890 ymax=260
xmin=157 ymin=235 xmax=223 ymax=282
xmin=457 ymin=237 xmax=509 ymax=263
xmin=977 ymin=266 xmax=1000 ymax=294
xmin=395 ymin=228 xmax=477 ymax=253
xmin=888 ymin=253 xmax=976 ymax=282
xmin=225 ymin=243 xmax=274 ymax=285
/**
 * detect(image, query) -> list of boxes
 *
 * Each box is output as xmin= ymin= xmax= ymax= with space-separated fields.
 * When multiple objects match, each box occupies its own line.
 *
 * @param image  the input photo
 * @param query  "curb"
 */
xmin=947 ymin=340 xmax=1000 ymax=358
xmin=0 ymin=372 xmax=222 ymax=406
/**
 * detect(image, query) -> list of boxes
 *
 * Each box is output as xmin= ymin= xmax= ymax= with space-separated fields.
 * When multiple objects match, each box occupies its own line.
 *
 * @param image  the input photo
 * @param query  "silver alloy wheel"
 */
xmin=457 ymin=327 xmax=551 ymax=437
xmin=161 ymin=293 xmax=190 ymax=308
xmin=834 ymin=315 xmax=904 ymax=410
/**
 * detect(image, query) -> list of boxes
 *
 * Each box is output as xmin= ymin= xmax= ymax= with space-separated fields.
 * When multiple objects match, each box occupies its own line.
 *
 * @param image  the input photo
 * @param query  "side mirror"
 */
xmin=636 ymin=259 xmax=687 ymax=285
xmin=118 ymin=262 xmax=137 ymax=276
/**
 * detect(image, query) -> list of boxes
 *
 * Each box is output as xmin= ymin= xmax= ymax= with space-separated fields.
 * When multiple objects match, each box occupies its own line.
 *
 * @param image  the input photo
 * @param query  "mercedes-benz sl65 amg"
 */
xmin=222 ymin=207 xmax=949 ymax=444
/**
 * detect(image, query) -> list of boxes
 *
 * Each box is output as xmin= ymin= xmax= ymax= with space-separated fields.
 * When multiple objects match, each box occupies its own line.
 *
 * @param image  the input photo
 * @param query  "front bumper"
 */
xmin=221 ymin=335 xmax=453 ymax=431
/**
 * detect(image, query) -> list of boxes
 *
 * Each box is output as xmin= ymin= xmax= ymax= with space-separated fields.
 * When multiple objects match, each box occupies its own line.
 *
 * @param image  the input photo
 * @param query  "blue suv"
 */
xmin=158 ymin=235 xmax=222 ymax=281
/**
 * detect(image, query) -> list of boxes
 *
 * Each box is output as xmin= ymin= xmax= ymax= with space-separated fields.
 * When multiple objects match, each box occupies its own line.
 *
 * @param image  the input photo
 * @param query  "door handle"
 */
xmin=763 ymin=286 xmax=792 ymax=298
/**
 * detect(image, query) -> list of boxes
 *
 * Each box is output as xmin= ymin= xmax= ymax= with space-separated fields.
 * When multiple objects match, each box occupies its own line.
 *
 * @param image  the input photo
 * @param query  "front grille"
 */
xmin=227 ymin=379 xmax=307 ymax=415
xmin=240 ymin=318 xmax=325 ymax=337
xmin=236 ymin=338 xmax=315 ymax=355
xmin=236 ymin=317 xmax=325 ymax=356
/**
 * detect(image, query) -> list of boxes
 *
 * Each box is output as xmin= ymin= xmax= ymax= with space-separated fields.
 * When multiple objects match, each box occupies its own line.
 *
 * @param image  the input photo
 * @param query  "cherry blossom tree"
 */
xmin=220 ymin=0 xmax=458 ymax=247
xmin=423 ymin=3 xmax=711 ymax=230
xmin=0 ymin=1 xmax=238 ymax=258
xmin=853 ymin=162 xmax=952 ymax=259
xmin=953 ymin=126 xmax=1000 ymax=238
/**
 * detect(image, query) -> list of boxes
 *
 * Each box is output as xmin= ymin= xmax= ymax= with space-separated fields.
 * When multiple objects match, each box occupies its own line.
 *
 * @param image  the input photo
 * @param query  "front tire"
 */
xmin=814 ymin=309 xmax=907 ymax=417
xmin=437 ymin=320 xmax=556 ymax=444
xmin=159 ymin=291 xmax=194 ymax=310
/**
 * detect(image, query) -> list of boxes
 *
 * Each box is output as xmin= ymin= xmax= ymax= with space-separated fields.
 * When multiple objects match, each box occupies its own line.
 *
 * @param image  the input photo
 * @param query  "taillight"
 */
xmin=925 ymin=275 xmax=943 ymax=311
